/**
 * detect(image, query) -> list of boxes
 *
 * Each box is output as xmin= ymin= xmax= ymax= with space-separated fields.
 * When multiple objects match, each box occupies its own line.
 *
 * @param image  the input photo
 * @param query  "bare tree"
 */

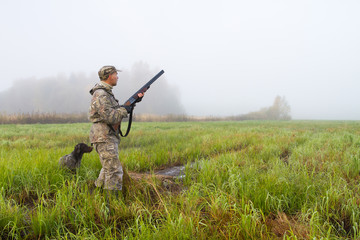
xmin=266 ymin=95 xmax=291 ymax=120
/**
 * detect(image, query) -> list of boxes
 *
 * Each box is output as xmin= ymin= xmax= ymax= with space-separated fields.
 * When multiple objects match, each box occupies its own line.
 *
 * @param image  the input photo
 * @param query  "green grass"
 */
xmin=1 ymin=121 xmax=360 ymax=239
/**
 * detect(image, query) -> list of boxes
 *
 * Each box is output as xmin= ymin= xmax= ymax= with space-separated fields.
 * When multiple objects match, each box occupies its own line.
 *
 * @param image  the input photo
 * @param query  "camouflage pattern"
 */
xmin=98 ymin=65 xmax=121 ymax=81
xmin=93 ymin=140 xmax=123 ymax=190
xmin=89 ymin=80 xmax=128 ymax=191
xmin=89 ymin=81 xmax=128 ymax=143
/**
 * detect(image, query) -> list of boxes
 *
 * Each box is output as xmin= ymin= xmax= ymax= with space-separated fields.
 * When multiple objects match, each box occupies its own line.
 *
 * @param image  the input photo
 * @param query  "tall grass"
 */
xmin=0 ymin=112 xmax=218 ymax=124
xmin=0 ymin=121 xmax=360 ymax=238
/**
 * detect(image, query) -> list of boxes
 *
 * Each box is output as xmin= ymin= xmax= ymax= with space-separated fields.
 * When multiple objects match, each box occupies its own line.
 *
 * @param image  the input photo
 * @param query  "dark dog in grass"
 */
xmin=59 ymin=143 xmax=93 ymax=171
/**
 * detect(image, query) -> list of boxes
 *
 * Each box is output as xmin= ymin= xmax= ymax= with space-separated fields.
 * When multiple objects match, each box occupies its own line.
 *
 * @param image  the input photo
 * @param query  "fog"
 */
xmin=0 ymin=62 xmax=185 ymax=115
xmin=0 ymin=0 xmax=359 ymax=120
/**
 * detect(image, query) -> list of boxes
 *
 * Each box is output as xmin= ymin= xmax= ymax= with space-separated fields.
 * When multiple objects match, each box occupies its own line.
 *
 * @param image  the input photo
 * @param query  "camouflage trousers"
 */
xmin=93 ymin=140 xmax=123 ymax=190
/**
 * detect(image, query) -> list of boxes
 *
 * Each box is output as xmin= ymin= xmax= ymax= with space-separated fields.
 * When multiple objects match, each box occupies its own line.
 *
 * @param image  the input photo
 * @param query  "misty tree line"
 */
xmin=0 ymin=96 xmax=291 ymax=124
xmin=230 ymin=96 xmax=291 ymax=121
xmin=0 ymin=62 xmax=185 ymax=115
xmin=0 ymin=60 xmax=292 ymax=123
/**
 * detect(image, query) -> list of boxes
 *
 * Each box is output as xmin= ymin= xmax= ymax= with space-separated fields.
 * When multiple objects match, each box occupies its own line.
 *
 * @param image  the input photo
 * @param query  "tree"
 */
xmin=232 ymin=95 xmax=292 ymax=121
xmin=267 ymin=95 xmax=291 ymax=120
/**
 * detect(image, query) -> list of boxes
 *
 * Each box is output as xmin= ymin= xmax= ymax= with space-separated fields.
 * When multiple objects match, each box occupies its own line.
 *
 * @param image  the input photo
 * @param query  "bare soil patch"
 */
xmin=265 ymin=212 xmax=309 ymax=239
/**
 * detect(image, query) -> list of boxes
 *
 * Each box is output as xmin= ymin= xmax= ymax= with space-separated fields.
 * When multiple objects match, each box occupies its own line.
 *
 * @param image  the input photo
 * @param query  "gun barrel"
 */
xmin=123 ymin=70 xmax=164 ymax=106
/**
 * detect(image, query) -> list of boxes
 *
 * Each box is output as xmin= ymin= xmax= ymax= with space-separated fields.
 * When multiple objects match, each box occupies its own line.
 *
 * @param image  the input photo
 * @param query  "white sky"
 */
xmin=0 ymin=0 xmax=359 ymax=119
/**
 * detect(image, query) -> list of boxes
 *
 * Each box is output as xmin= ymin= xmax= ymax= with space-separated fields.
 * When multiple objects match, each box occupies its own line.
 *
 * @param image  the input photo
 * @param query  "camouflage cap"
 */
xmin=98 ymin=65 xmax=121 ymax=80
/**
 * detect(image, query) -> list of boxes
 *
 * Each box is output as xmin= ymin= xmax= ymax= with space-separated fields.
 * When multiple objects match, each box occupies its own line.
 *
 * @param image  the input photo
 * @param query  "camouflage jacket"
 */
xmin=88 ymin=82 xmax=128 ymax=143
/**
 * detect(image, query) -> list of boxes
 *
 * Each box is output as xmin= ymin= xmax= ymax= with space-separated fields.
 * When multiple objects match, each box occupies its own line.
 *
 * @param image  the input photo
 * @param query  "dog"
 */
xmin=59 ymin=143 xmax=93 ymax=170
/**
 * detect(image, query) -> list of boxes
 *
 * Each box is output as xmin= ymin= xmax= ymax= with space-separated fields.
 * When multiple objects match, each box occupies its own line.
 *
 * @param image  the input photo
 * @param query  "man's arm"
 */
xmin=92 ymin=92 xmax=128 ymax=125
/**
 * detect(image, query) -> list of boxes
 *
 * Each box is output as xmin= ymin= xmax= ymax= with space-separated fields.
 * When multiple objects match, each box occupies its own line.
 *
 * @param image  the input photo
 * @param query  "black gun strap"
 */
xmin=119 ymin=107 xmax=133 ymax=137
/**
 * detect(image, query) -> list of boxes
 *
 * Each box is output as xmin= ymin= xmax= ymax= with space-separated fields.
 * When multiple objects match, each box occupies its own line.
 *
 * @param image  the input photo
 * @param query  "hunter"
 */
xmin=88 ymin=65 xmax=143 ymax=195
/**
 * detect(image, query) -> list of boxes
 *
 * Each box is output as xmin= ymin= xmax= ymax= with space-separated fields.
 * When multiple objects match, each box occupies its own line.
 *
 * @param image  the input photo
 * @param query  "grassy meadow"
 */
xmin=1 ymin=121 xmax=360 ymax=239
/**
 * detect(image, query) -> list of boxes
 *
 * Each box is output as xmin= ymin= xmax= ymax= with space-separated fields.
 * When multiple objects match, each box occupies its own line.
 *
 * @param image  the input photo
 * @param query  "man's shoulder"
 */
xmin=92 ymin=88 xmax=111 ymax=99
xmin=90 ymin=82 xmax=113 ymax=97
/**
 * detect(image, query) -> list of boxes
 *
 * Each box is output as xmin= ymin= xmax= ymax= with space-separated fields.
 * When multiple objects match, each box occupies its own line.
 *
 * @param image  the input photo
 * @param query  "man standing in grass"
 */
xmin=88 ymin=65 xmax=143 ymax=196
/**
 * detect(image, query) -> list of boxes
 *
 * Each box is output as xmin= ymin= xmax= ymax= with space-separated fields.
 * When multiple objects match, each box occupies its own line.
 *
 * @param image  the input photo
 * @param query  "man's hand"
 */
xmin=136 ymin=92 xmax=144 ymax=103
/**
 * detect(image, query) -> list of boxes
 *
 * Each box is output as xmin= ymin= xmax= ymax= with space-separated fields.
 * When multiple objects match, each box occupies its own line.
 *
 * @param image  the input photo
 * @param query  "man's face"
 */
xmin=107 ymin=72 xmax=119 ymax=86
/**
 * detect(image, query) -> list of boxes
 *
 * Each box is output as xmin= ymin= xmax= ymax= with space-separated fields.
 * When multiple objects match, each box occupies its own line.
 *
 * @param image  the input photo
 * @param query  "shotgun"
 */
xmin=113 ymin=70 xmax=165 ymax=137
